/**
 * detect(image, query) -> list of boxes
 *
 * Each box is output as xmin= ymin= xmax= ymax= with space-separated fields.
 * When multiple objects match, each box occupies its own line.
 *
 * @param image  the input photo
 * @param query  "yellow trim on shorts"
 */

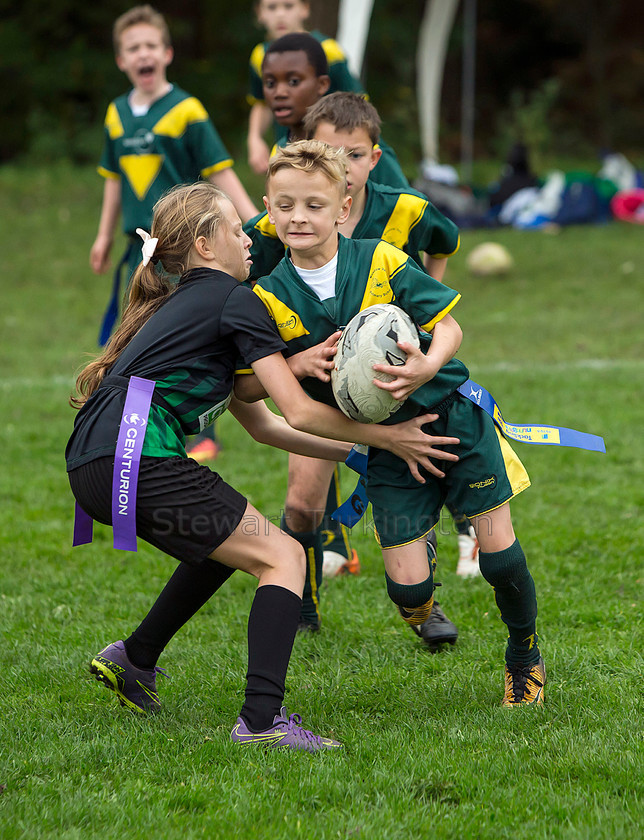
xmin=468 ymin=428 xmax=531 ymax=519
xmin=374 ymin=526 xmax=433 ymax=551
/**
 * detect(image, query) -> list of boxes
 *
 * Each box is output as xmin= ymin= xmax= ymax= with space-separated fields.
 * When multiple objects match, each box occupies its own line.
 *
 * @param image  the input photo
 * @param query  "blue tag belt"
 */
xmin=332 ymin=378 xmax=606 ymax=528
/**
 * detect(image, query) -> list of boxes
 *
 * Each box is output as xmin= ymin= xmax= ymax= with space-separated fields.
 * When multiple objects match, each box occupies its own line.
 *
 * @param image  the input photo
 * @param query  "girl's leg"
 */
xmin=125 ymin=560 xmax=234 ymax=669
xmin=209 ymin=502 xmax=305 ymax=731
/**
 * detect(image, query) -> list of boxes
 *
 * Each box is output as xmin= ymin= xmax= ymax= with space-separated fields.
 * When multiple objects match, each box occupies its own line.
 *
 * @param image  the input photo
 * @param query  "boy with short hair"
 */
xmin=91 ymin=5 xmax=258 ymax=304
xmin=244 ymin=94 xmax=474 ymax=641
xmin=247 ymin=0 xmax=362 ymax=174
xmin=261 ymin=33 xmax=409 ymax=189
xmin=237 ymin=141 xmax=546 ymax=706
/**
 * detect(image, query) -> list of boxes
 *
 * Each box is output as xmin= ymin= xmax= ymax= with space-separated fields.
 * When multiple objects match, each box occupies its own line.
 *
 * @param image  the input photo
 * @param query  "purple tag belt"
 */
xmin=73 ymin=375 xmax=156 ymax=552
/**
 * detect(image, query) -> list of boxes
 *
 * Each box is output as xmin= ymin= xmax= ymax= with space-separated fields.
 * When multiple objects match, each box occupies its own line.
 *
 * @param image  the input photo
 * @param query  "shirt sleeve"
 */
xmin=221 ymin=284 xmax=286 ymax=366
xmin=184 ymin=101 xmax=233 ymax=177
xmin=390 ymin=251 xmax=461 ymax=331
xmin=98 ymin=103 xmax=120 ymax=178
xmin=248 ymin=44 xmax=266 ymax=105
xmin=423 ymin=204 xmax=460 ymax=258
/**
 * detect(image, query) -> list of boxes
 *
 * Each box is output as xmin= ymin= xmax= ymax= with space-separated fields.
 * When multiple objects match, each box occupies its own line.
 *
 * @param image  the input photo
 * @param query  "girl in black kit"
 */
xmin=67 ymin=182 xmax=459 ymax=751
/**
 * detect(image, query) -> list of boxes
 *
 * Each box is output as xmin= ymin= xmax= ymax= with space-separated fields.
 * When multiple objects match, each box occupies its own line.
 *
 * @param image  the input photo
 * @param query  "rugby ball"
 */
xmin=466 ymin=242 xmax=514 ymax=276
xmin=331 ymin=303 xmax=420 ymax=423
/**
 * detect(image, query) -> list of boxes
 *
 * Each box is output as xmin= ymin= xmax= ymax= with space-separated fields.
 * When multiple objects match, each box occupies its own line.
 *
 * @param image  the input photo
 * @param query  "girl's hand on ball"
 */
xmin=288 ymin=330 xmax=342 ymax=382
xmin=386 ymin=412 xmax=460 ymax=483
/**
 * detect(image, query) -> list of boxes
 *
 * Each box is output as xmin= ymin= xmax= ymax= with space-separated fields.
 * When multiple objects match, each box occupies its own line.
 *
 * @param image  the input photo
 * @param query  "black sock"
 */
xmin=124 ymin=559 xmax=234 ymax=669
xmin=239 ymin=584 xmax=302 ymax=732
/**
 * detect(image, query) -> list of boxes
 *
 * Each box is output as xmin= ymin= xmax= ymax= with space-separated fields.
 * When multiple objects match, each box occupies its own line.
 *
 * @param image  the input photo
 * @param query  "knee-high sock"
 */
xmin=479 ymin=539 xmax=540 ymax=665
xmin=124 ymin=559 xmax=234 ymax=669
xmin=280 ymin=515 xmax=323 ymax=626
xmin=239 ymin=584 xmax=302 ymax=731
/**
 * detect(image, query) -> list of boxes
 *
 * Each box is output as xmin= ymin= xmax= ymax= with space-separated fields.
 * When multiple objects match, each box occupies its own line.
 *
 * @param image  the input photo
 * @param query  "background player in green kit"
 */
xmin=247 ymin=0 xmax=362 ymax=174
xmin=260 ymin=32 xmax=409 ymax=189
xmin=236 ymin=141 xmax=547 ymax=706
xmin=90 ymin=5 xmax=259 ymax=306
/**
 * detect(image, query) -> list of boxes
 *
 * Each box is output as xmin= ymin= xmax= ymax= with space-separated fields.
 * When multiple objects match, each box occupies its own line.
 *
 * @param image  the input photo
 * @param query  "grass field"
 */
xmin=0 ymin=163 xmax=642 ymax=839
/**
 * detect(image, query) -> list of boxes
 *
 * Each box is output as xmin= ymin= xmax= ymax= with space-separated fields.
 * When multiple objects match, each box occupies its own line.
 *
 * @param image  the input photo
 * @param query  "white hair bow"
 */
xmin=136 ymin=227 xmax=159 ymax=267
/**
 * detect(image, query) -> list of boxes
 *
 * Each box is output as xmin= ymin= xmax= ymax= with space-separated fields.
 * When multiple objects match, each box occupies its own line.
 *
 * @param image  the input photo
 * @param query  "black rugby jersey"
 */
xmin=66 ymin=268 xmax=286 ymax=470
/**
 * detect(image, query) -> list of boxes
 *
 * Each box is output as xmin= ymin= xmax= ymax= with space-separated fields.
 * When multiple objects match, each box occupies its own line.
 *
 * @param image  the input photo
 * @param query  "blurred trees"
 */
xmin=1 ymin=0 xmax=642 ymax=165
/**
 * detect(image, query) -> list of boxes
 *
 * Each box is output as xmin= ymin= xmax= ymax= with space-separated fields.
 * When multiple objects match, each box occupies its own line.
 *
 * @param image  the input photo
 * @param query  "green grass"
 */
xmin=0 ymin=163 xmax=642 ymax=839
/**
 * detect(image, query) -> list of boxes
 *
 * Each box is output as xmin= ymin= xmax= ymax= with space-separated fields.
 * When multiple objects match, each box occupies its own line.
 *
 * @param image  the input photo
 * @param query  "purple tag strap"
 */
xmin=111 ymin=376 xmax=156 ymax=551
xmin=72 ymin=375 xmax=155 ymax=552
xmin=73 ymin=501 xmax=93 ymax=546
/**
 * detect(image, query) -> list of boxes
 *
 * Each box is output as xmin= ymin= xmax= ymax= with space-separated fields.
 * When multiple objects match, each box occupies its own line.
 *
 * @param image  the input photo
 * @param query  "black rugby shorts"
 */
xmin=69 ymin=455 xmax=247 ymax=565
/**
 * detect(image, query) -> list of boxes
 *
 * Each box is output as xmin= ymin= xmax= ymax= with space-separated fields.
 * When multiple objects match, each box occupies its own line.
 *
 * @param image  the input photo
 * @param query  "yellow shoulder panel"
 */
xmin=253 ymin=286 xmax=310 ymax=341
xmin=359 ymin=241 xmax=407 ymax=310
xmin=255 ymin=214 xmax=279 ymax=239
xmin=321 ymin=38 xmax=346 ymax=64
xmin=250 ymin=43 xmax=266 ymax=77
xmin=153 ymin=97 xmax=209 ymax=137
xmin=105 ymin=103 xmax=124 ymax=140
xmin=381 ymin=194 xmax=428 ymax=250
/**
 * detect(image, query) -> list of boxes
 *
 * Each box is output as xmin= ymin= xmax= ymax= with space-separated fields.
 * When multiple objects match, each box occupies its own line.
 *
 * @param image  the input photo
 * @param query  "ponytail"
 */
xmin=70 ymin=262 xmax=172 ymax=408
xmin=70 ymin=181 xmax=229 ymax=409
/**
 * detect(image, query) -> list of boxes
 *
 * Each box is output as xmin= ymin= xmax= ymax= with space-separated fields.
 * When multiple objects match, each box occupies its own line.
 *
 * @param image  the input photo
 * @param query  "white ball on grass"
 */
xmin=466 ymin=242 xmax=514 ymax=276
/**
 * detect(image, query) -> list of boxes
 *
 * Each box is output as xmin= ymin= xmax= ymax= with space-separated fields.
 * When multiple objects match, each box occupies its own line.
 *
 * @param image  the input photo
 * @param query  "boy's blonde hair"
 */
xmin=303 ymin=92 xmax=382 ymax=146
xmin=113 ymin=5 xmax=171 ymax=53
xmin=266 ymin=140 xmax=348 ymax=196
xmin=72 ymin=183 xmax=228 ymax=408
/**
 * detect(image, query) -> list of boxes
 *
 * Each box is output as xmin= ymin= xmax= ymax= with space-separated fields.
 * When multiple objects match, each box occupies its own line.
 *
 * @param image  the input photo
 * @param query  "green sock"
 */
xmin=479 ymin=539 xmax=540 ymax=666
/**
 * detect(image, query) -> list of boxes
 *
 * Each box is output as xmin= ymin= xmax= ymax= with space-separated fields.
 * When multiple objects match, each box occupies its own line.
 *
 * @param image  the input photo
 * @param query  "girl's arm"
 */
xmin=251 ymin=352 xmax=460 ymax=484
xmin=234 ymin=330 xmax=341 ymax=403
xmin=372 ymin=313 xmax=463 ymax=402
xmin=228 ymin=396 xmax=351 ymax=462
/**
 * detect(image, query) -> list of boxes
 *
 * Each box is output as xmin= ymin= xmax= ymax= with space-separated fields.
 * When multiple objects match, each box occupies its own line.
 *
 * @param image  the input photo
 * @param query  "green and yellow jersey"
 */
xmin=98 ymin=85 xmax=232 ymax=235
xmin=249 ymin=236 xmax=468 ymax=420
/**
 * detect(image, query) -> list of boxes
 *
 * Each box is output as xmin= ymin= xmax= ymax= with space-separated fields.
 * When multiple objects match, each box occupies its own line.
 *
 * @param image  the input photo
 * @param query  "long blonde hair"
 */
xmin=71 ymin=182 xmax=228 ymax=408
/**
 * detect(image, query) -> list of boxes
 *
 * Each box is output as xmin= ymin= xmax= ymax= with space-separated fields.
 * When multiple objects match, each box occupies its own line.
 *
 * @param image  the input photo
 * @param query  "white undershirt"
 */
xmin=291 ymin=252 xmax=338 ymax=300
xmin=129 ymin=84 xmax=174 ymax=117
